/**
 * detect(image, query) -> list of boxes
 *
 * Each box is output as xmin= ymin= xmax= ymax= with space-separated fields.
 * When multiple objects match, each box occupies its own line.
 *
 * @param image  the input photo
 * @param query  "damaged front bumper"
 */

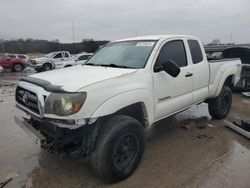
xmin=15 ymin=116 xmax=47 ymax=147
xmin=14 ymin=115 xmax=96 ymax=155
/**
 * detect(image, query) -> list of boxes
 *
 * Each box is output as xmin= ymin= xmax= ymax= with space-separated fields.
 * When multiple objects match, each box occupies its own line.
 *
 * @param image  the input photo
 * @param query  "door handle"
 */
xmin=185 ymin=72 xmax=193 ymax=77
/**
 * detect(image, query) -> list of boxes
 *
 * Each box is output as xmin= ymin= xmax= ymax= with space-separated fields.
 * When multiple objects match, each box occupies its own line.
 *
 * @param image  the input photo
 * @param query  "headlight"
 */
xmin=44 ymin=92 xmax=87 ymax=116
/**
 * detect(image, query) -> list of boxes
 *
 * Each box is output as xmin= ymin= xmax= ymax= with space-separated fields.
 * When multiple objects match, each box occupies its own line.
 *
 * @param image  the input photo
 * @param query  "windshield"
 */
xmin=86 ymin=40 xmax=157 ymax=68
xmin=45 ymin=52 xmax=56 ymax=57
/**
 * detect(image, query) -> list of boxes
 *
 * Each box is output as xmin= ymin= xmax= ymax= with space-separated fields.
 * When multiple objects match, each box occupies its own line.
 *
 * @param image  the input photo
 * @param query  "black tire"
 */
xmin=42 ymin=63 xmax=52 ymax=71
xmin=12 ymin=64 xmax=23 ymax=72
xmin=64 ymin=65 xmax=72 ymax=68
xmin=34 ymin=68 xmax=43 ymax=72
xmin=208 ymin=86 xmax=232 ymax=119
xmin=91 ymin=115 xmax=145 ymax=182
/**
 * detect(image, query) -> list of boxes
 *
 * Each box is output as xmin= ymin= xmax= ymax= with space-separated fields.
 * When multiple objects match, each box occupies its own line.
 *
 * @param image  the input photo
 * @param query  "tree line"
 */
xmin=0 ymin=39 xmax=109 ymax=54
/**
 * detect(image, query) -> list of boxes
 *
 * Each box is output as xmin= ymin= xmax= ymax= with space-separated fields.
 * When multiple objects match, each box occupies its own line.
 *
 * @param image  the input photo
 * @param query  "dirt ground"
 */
xmin=0 ymin=70 xmax=250 ymax=188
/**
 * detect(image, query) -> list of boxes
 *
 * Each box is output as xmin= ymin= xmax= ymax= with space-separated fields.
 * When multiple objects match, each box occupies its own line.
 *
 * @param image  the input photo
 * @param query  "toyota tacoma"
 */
xmin=15 ymin=35 xmax=241 ymax=182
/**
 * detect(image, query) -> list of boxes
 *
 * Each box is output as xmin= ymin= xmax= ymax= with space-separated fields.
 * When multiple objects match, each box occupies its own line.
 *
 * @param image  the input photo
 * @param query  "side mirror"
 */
xmin=154 ymin=60 xmax=181 ymax=77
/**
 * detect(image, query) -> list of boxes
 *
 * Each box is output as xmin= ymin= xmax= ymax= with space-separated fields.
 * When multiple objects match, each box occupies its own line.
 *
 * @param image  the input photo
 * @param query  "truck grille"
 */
xmin=16 ymin=86 xmax=40 ymax=114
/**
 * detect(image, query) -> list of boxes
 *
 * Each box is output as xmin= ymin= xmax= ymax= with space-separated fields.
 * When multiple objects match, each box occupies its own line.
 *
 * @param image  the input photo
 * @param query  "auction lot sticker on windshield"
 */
xmin=136 ymin=42 xmax=155 ymax=47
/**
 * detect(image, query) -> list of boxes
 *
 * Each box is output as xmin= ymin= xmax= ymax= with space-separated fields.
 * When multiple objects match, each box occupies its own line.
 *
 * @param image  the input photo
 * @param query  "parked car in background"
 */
xmin=223 ymin=47 xmax=250 ymax=91
xmin=0 ymin=54 xmax=27 ymax=72
xmin=55 ymin=53 xmax=93 ymax=69
xmin=30 ymin=51 xmax=71 ymax=72
xmin=7 ymin=54 xmax=30 ymax=67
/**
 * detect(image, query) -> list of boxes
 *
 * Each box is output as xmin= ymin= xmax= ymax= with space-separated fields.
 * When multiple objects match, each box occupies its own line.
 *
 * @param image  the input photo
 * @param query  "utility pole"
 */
xmin=72 ymin=20 xmax=75 ymax=53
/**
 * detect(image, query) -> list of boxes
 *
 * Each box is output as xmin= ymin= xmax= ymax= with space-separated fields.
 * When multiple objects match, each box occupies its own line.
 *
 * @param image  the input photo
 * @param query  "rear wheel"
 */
xmin=65 ymin=65 xmax=72 ymax=68
xmin=208 ymin=86 xmax=232 ymax=119
xmin=42 ymin=63 xmax=52 ymax=71
xmin=13 ymin=64 xmax=23 ymax=72
xmin=34 ymin=68 xmax=43 ymax=72
xmin=91 ymin=115 xmax=145 ymax=182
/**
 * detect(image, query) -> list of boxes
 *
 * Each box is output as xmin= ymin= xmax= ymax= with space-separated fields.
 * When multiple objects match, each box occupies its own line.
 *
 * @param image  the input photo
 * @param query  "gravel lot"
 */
xmin=0 ymin=70 xmax=250 ymax=188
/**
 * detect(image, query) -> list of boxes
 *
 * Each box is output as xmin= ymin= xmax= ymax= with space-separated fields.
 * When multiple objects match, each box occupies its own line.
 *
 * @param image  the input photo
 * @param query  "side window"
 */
xmin=17 ymin=55 xmax=26 ymax=59
xmin=7 ymin=55 xmax=16 ymax=58
xmin=155 ymin=40 xmax=187 ymax=68
xmin=188 ymin=40 xmax=203 ymax=64
xmin=64 ymin=53 xmax=69 ymax=58
xmin=54 ymin=53 xmax=62 ymax=59
xmin=78 ymin=55 xmax=90 ymax=60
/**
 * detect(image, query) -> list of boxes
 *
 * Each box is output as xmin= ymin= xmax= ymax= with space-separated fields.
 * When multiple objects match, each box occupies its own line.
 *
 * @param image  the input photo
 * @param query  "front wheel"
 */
xmin=42 ymin=63 xmax=52 ymax=71
xmin=91 ymin=115 xmax=145 ymax=182
xmin=208 ymin=86 xmax=232 ymax=119
xmin=34 ymin=68 xmax=43 ymax=72
xmin=12 ymin=64 xmax=23 ymax=72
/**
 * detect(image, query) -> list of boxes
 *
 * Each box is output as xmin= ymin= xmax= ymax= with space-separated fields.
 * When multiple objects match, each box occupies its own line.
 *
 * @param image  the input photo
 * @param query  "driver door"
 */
xmin=53 ymin=52 xmax=64 ymax=64
xmin=153 ymin=40 xmax=193 ymax=120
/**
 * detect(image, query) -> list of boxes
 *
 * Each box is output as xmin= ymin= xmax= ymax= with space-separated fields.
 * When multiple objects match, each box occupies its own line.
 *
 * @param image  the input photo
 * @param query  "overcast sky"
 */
xmin=0 ymin=0 xmax=250 ymax=44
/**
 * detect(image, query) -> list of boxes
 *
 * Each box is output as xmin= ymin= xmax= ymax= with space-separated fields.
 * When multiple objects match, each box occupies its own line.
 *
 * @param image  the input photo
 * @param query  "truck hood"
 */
xmin=30 ymin=65 xmax=138 ymax=92
xmin=33 ymin=57 xmax=50 ymax=62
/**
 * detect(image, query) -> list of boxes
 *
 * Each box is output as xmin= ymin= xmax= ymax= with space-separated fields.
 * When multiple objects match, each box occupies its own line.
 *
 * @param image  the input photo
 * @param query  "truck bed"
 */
xmin=208 ymin=58 xmax=242 ymax=97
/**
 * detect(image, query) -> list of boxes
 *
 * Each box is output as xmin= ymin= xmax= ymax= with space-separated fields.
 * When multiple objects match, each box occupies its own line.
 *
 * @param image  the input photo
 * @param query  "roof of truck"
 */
xmin=114 ymin=35 xmax=197 ymax=42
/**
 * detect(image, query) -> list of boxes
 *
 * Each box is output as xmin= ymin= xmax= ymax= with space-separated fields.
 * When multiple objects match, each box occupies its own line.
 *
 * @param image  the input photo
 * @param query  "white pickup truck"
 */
xmin=55 ymin=53 xmax=93 ymax=69
xmin=30 ymin=51 xmax=71 ymax=72
xmin=15 ymin=35 xmax=241 ymax=182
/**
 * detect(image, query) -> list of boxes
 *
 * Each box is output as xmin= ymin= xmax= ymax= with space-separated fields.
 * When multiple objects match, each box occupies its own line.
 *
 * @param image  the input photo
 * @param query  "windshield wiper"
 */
xmin=85 ymin=63 xmax=132 ymax=69
xmin=100 ymin=63 xmax=130 ymax=68
xmin=84 ymin=63 xmax=101 ymax=66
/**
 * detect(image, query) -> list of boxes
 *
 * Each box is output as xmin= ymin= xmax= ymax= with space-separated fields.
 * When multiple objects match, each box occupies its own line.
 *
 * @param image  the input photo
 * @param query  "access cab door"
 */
xmin=153 ymin=39 xmax=193 ymax=121
xmin=186 ymin=39 xmax=209 ymax=103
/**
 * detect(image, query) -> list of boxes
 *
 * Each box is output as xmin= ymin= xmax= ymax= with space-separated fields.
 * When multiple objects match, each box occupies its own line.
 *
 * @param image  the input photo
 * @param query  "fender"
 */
xmin=50 ymin=61 xmax=56 ymax=69
xmin=91 ymin=89 xmax=155 ymax=126
xmin=214 ymin=66 xmax=237 ymax=97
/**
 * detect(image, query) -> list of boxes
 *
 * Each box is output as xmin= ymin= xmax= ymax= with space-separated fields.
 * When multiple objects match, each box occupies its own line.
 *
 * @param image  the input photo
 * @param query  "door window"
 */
xmin=188 ymin=40 xmax=203 ymax=64
xmin=64 ymin=53 xmax=69 ymax=58
xmin=54 ymin=53 xmax=62 ymax=59
xmin=7 ymin=55 xmax=16 ymax=58
xmin=155 ymin=40 xmax=187 ymax=68
xmin=17 ymin=55 xmax=26 ymax=59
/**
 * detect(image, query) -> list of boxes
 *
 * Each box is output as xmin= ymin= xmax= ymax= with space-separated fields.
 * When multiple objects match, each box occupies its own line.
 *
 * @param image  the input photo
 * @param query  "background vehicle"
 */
xmin=0 ymin=54 xmax=27 ymax=72
xmin=55 ymin=53 xmax=93 ymax=69
xmin=30 ymin=51 xmax=71 ymax=72
xmin=7 ymin=54 xmax=30 ymax=67
xmin=15 ymin=35 xmax=241 ymax=182
xmin=223 ymin=47 xmax=250 ymax=91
